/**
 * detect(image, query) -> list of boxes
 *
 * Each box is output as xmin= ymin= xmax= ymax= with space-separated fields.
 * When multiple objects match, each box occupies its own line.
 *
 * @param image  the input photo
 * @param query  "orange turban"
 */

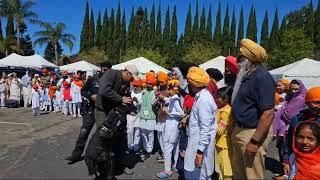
xmin=239 ymin=38 xmax=268 ymax=63
xmin=157 ymin=71 xmax=169 ymax=85
xmin=278 ymin=79 xmax=290 ymax=90
xmin=146 ymin=72 xmax=156 ymax=86
xmin=305 ymin=87 xmax=320 ymax=102
xmin=187 ymin=67 xmax=210 ymax=88
xmin=133 ymin=79 xmax=143 ymax=87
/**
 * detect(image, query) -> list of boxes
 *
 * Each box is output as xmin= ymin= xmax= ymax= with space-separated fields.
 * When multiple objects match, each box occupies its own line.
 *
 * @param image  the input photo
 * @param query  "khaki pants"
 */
xmin=231 ymin=125 xmax=272 ymax=179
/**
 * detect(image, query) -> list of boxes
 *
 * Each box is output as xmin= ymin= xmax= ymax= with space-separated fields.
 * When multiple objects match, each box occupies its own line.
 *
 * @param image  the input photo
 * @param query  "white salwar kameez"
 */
xmin=9 ymin=78 xmax=22 ymax=104
xmin=127 ymin=90 xmax=142 ymax=151
xmin=163 ymin=94 xmax=184 ymax=171
xmin=21 ymin=72 xmax=32 ymax=107
xmin=32 ymin=89 xmax=40 ymax=116
xmin=71 ymin=82 xmax=82 ymax=117
xmin=184 ymin=88 xmax=217 ymax=180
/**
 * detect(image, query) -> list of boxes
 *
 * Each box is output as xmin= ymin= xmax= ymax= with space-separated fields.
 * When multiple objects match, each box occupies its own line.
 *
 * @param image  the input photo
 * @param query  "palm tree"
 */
xmin=33 ymin=21 xmax=76 ymax=64
xmin=0 ymin=0 xmax=37 ymax=53
xmin=0 ymin=37 xmax=16 ymax=56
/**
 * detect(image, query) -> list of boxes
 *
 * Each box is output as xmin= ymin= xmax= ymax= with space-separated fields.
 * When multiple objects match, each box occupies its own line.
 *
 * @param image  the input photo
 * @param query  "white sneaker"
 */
xmin=73 ymin=114 xmax=76 ymax=118
xmin=78 ymin=114 xmax=82 ymax=118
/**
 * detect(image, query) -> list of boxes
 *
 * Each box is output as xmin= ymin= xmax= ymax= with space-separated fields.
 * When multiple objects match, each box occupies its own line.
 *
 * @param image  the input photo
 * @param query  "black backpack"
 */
xmin=5 ymin=99 xmax=19 ymax=108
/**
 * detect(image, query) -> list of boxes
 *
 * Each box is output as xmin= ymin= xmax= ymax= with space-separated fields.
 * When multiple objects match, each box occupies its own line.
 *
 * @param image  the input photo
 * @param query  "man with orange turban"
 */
xmin=231 ymin=39 xmax=275 ymax=179
xmin=157 ymin=71 xmax=169 ymax=85
xmin=282 ymin=87 xmax=320 ymax=177
xmin=184 ymin=67 xmax=217 ymax=179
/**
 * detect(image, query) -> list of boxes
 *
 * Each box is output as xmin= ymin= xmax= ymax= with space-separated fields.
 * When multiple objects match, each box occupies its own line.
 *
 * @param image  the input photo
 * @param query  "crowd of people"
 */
xmin=1 ymin=38 xmax=320 ymax=180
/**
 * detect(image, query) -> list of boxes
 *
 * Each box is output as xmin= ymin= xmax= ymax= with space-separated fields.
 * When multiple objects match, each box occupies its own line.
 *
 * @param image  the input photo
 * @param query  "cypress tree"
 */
xmin=230 ymin=7 xmax=236 ymax=56
xmin=260 ymin=11 xmax=269 ymax=50
xmin=101 ymin=8 xmax=109 ymax=51
xmin=314 ymin=1 xmax=320 ymax=59
xmin=170 ymin=6 xmax=178 ymax=43
xmin=305 ymin=0 xmax=314 ymax=41
xmin=155 ymin=5 xmax=162 ymax=49
xmin=141 ymin=8 xmax=150 ymax=49
xmin=44 ymin=42 xmax=63 ymax=63
xmin=279 ymin=17 xmax=287 ymax=37
xmin=222 ymin=4 xmax=230 ymax=56
xmin=89 ymin=9 xmax=95 ymax=48
xmin=213 ymin=1 xmax=222 ymax=46
xmin=115 ymin=2 xmax=121 ymax=41
xmin=108 ymin=8 xmax=115 ymax=53
xmin=149 ymin=4 xmax=156 ymax=46
xmin=269 ymin=8 xmax=280 ymax=51
xmin=95 ymin=11 xmax=102 ymax=48
xmin=127 ymin=6 xmax=135 ymax=49
xmin=80 ymin=1 xmax=90 ymax=52
xmin=184 ymin=4 xmax=192 ymax=45
xmin=206 ymin=5 xmax=212 ymax=42
xmin=0 ymin=19 xmax=3 ymax=41
xmin=192 ymin=0 xmax=199 ymax=41
xmin=21 ymin=35 xmax=34 ymax=56
xmin=6 ymin=15 xmax=15 ymax=38
xmin=246 ymin=5 xmax=257 ymax=41
xmin=199 ymin=6 xmax=206 ymax=41
xmin=113 ymin=3 xmax=121 ymax=60
xmin=163 ymin=6 xmax=170 ymax=42
xmin=120 ymin=10 xmax=126 ymax=60
xmin=237 ymin=7 xmax=244 ymax=47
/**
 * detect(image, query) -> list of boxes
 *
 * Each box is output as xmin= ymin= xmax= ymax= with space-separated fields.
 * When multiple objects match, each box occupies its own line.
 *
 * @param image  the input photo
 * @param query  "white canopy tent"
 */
xmin=269 ymin=58 xmax=320 ymax=89
xmin=60 ymin=60 xmax=100 ymax=74
xmin=199 ymin=56 xmax=226 ymax=87
xmin=0 ymin=53 xmax=58 ymax=69
xmin=112 ymin=57 xmax=169 ymax=76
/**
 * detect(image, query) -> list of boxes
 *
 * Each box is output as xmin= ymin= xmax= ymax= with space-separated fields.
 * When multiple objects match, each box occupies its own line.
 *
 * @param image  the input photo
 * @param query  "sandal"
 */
xmin=156 ymin=172 xmax=172 ymax=179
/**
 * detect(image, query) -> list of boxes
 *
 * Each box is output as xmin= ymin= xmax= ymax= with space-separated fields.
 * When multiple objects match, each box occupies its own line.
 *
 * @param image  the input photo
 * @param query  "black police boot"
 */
xmin=65 ymin=151 xmax=84 ymax=164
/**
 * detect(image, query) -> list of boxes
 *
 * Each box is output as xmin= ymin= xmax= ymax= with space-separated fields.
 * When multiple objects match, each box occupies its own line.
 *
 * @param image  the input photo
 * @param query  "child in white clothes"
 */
xmin=127 ymin=79 xmax=143 ymax=152
xmin=54 ymin=89 xmax=62 ymax=112
xmin=71 ymin=75 xmax=83 ymax=118
xmin=31 ymin=84 xmax=40 ymax=116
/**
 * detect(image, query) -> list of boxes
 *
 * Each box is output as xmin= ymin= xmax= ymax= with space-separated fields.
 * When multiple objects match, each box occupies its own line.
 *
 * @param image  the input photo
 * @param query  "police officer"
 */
xmin=65 ymin=62 xmax=112 ymax=164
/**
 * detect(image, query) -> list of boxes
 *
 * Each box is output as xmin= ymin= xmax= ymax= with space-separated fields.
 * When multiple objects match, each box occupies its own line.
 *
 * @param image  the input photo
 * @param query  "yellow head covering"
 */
xmin=239 ymin=38 xmax=268 ymax=63
xmin=187 ymin=67 xmax=210 ymax=88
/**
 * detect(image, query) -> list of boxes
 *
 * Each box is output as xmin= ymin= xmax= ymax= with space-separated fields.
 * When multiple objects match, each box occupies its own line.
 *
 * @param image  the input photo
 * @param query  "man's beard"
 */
xmin=231 ymin=59 xmax=252 ymax=104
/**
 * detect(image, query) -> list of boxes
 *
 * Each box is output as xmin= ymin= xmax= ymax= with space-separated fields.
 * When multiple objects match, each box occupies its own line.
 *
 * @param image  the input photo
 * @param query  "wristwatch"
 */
xmin=250 ymin=138 xmax=262 ymax=146
xmin=197 ymin=150 xmax=203 ymax=154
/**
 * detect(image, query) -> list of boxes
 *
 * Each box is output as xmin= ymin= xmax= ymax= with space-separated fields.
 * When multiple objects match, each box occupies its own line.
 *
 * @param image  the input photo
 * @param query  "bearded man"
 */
xmin=231 ymin=39 xmax=275 ymax=179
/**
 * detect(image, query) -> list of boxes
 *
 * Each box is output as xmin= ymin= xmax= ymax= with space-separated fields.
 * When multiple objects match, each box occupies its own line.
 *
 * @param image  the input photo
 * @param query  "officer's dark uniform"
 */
xmin=67 ymin=74 xmax=100 ymax=161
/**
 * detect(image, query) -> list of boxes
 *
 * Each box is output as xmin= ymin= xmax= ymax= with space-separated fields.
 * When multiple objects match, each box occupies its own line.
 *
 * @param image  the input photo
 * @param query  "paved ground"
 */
xmin=0 ymin=108 xmax=280 ymax=179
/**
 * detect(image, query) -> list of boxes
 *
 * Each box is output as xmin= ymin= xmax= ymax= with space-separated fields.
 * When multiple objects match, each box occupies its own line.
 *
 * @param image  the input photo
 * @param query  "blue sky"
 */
xmin=18 ymin=0 xmax=318 ymax=55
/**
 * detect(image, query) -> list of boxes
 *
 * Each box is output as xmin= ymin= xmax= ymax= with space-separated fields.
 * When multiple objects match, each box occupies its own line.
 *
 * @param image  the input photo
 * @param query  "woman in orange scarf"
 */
xmin=287 ymin=121 xmax=320 ymax=179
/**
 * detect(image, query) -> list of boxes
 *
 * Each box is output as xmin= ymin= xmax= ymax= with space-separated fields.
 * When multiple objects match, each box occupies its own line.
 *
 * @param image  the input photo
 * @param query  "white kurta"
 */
xmin=71 ymin=83 xmax=82 ymax=103
xmin=184 ymin=88 xmax=217 ymax=177
xmin=9 ymin=78 xmax=22 ymax=102
xmin=32 ymin=89 xmax=40 ymax=109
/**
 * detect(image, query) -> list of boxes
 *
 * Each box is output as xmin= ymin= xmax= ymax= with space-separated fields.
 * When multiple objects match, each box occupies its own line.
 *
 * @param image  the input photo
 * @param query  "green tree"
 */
xmin=213 ymin=1 xmax=222 ymax=46
xmin=149 ymin=4 xmax=155 ymax=46
xmin=127 ymin=6 xmax=135 ymax=49
xmin=163 ymin=6 xmax=170 ymax=44
xmin=95 ymin=11 xmax=102 ymax=48
xmin=184 ymin=4 xmax=192 ymax=45
xmin=0 ymin=37 xmax=16 ymax=56
xmin=170 ymin=6 xmax=178 ymax=43
xmin=141 ymin=8 xmax=150 ymax=49
xmin=88 ymin=9 xmax=95 ymax=48
xmin=120 ymin=10 xmax=126 ymax=55
xmin=122 ymin=48 xmax=167 ymax=68
xmin=192 ymin=0 xmax=199 ymax=41
xmin=1 ymin=0 xmax=37 ymax=53
xmin=114 ymin=2 xmax=121 ymax=41
xmin=222 ymin=4 xmax=229 ymax=56
xmin=5 ymin=15 xmax=15 ymax=38
xmin=268 ymin=28 xmax=315 ymax=69
xmin=279 ymin=16 xmax=287 ymax=37
xmin=80 ymin=1 xmax=89 ymax=52
xmin=230 ymin=7 xmax=236 ymax=56
xmin=33 ymin=21 xmax=76 ymax=64
xmin=237 ymin=7 xmax=244 ymax=47
xmin=286 ymin=7 xmax=305 ymax=30
xmin=0 ymin=19 xmax=2 ymax=41
xmin=305 ymin=0 xmax=314 ymax=41
xmin=101 ymin=8 xmax=109 ymax=51
xmin=183 ymin=42 xmax=221 ymax=64
xmin=107 ymin=8 xmax=115 ymax=53
xmin=315 ymin=0 xmax=320 ymax=59
xmin=155 ymin=5 xmax=162 ymax=49
xmin=260 ymin=11 xmax=269 ymax=50
xmin=269 ymin=8 xmax=280 ymax=51
xmin=199 ymin=6 xmax=206 ymax=41
xmin=206 ymin=5 xmax=212 ymax=42
xmin=44 ymin=42 xmax=63 ymax=63
xmin=246 ymin=5 xmax=257 ymax=42
xmin=21 ymin=34 xmax=34 ymax=55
